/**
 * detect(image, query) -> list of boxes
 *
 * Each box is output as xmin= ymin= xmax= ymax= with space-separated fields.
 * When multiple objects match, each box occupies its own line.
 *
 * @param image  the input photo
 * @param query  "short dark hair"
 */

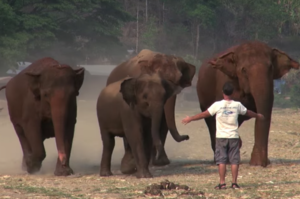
xmin=222 ymin=82 xmax=234 ymax=96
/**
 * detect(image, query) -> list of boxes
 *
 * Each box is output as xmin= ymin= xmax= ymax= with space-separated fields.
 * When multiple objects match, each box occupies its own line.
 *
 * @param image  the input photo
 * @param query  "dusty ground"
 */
xmin=0 ymin=77 xmax=300 ymax=198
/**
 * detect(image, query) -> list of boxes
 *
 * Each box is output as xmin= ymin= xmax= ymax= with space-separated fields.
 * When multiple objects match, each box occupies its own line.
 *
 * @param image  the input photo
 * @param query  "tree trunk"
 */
xmin=145 ymin=0 xmax=148 ymax=22
xmin=136 ymin=0 xmax=139 ymax=53
xmin=195 ymin=23 xmax=200 ymax=59
xmin=162 ymin=2 xmax=165 ymax=24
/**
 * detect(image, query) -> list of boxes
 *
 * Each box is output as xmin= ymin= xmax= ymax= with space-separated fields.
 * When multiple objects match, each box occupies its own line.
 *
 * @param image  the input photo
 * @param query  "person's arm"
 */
xmin=238 ymin=103 xmax=264 ymax=120
xmin=181 ymin=110 xmax=212 ymax=125
xmin=245 ymin=110 xmax=264 ymax=120
xmin=182 ymin=103 xmax=217 ymax=125
xmin=189 ymin=110 xmax=211 ymax=121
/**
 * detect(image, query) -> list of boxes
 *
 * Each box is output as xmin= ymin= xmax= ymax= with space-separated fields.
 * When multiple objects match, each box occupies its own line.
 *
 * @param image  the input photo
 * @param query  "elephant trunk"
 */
xmin=164 ymin=95 xmax=187 ymax=142
xmin=50 ymin=90 xmax=70 ymax=166
xmin=249 ymin=68 xmax=273 ymax=167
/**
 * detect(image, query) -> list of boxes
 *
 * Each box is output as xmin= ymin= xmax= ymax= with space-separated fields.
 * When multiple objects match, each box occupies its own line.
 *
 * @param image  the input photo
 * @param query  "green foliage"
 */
xmin=182 ymin=0 xmax=218 ymax=28
xmin=219 ymin=0 xmax=288 ymax=40
xmin=2 ymin=0 xmax=300 ymax=70
xmin=0 ymin=0 xmax=132 ymax=69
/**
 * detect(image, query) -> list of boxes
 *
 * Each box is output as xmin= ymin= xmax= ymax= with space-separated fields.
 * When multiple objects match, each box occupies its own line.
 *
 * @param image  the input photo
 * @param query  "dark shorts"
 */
xmin=215 ymin=138 xmax=240 ymax=165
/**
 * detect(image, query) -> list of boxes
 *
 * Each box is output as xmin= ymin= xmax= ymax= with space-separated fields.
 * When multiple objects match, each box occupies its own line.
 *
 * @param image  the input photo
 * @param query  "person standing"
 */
xmin=182 ymin=82 xmax=264 ymax=189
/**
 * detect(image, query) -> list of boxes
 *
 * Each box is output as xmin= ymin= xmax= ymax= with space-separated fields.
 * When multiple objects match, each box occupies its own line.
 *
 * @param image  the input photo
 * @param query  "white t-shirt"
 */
xmin=207 ymin=100 xmax=247 ymax=138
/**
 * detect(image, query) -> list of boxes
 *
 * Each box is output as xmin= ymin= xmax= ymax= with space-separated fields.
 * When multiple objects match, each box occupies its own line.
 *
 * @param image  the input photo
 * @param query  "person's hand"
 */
xmin=182 ymin=116 xmax=192 ymax=125
xmin=257 ymin=113 xmax=265 ymax=120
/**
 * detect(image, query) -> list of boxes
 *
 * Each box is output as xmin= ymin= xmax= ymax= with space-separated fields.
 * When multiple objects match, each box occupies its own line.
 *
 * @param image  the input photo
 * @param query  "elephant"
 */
xmin=106 ymin=49 xmax=196 ymax=173
xmin=197 ymin=41 xmax=299 ymax=167
xmin=0 ymin=57 xmax=85 ymax=176
xmin=97 ymin=73 xmax=177 ymax=178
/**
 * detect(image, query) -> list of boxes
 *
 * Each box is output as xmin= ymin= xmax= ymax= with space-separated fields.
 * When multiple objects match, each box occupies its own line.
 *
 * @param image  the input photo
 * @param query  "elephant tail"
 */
xmin=0 ymin=85 xmax=6 ymax=91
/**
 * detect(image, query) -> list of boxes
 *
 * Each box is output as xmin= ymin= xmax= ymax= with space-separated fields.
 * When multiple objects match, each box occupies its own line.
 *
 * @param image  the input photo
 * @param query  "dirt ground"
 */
xmin=0 ymin=77 xmax=300 ymax=199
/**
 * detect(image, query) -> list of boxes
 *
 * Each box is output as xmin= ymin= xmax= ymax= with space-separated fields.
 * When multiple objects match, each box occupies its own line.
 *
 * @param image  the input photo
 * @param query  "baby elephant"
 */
xmin=97 ymin=73 xmax=181 ymax=178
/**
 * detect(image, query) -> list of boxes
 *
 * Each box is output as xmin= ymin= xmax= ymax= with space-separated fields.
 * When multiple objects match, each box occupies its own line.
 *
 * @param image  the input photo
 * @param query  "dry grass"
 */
xmin=1 ymin=99 xmax=300 ymax=198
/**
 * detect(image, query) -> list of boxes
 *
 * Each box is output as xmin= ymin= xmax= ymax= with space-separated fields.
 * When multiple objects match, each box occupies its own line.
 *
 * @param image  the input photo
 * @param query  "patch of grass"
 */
xmin=72 ymin=187 xmax=82 ymax=192
xmin=3 ymin=184 xmax=82 ymax=199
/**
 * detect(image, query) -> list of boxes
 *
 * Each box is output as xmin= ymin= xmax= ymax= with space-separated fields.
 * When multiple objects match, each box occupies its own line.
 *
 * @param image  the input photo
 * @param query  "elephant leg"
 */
xmin=120 ymin=138 xmax=136 ymax=174
xmin=23 ymin=121 xmax=46 ymax=174
xmin=125 ymin=128 xmax=152 ymax=178
xmin=54 ymin=121 xmax=75 ymax=176
xmin=13 ymin=123 xmax=31 ymax=171
xmin=204 ymin=116 xmax=217 ymax=152
xmin=151 ymin=114 xmax=170 ymax=166
xmin=99 ymin=130 xmax=115 ymax=176
xmin=143 ymin=124 xmax=153 ymax=164
xmin=238 ymin=117 xmax=246 ymax=149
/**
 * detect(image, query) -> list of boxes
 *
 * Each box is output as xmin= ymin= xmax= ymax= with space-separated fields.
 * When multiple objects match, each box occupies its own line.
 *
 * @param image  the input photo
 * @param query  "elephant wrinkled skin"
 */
xmin=1 ymin=57 xmax=84 ymax=176
xmin=197 ymin=41 xmax=299 ymax=167
xmin=97 ymin=74 xmax=178 ymax=178
xmin=106 ymin=49 xmax=195 ymax=173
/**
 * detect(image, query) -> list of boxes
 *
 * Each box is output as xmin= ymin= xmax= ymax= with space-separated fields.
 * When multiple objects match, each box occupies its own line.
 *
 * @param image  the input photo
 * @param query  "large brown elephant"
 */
xmin=106 ymin=49 xmax=196 ymax=173
xmin=1 ymin=57 xmax=85 ymax=176
xmin=197 ymin=41 xmax=299 ymax=167
xmin=98 ymin=73 xmax=177 ymax=178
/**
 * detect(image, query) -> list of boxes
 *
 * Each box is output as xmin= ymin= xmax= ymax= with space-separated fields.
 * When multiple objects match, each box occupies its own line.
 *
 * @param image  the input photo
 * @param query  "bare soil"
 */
xmin=0 ymin=77 xmax=300 ymax=199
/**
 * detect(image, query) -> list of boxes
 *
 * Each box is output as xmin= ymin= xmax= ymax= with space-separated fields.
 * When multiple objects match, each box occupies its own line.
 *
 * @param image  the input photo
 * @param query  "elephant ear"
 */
xmin=176 ymin=61 xmax=196 ymax=87
xmin=73 ymin=67 xmax=85 ymax=96
xmin=120 ymin=78 xmax=136 ymax=109
xmin=209 ymin=52 xmax=237 ymax=78
xmin=26 ymin=71 xmax=41 ymax=100
xmin=272 ymin=49 xmax=300 ymax=79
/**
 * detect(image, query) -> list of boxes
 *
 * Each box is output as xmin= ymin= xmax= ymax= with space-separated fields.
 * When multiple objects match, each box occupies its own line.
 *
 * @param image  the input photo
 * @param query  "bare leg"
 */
xmin=218 ymin=164 xmax=226 ymax=184
xmin=231 ymin=164 xmax=239 ymax=183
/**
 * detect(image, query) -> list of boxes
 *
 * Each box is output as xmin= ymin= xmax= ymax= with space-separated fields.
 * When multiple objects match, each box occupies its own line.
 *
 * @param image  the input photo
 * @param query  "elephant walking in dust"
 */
xmin=106 ymin=49 xmax=195 ymax=174
xmin=0 ymin=57 xmax=85 ymax=176
xmin=197 ymin=41 xmax=299 ymax=167
xmin=97 ymin=73 xmax=180 ymax=178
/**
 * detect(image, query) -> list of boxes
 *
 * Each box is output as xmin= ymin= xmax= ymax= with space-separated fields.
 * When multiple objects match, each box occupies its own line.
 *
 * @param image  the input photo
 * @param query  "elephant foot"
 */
xmin=24 ymin=156 xmax=42 ymax=174
xmin=249 ymin=148 xmax=270 ymax=167
xmin=22 ymin=157 xmax=27 ymax=171
xmin=100 ymin=169 xmax=113 ymax=177
xmin=151 ymin=154 xmax=170 ymax=167
xmin=121 ymin=152 xmax=136 ymax=174
xmin=136 ymin=169 xmax=153 ymax=178
xmin=249 ymin=157 xmax=270 ymax=167
xmin=54 ymin=166 xmax=74 ymax=176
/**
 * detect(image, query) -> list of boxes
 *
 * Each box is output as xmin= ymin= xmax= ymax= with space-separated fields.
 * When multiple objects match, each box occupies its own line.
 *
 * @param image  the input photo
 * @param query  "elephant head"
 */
xmin=119 ymin=73 xmax=187 ymax=159
xmin=138 ymin=54 xmax=196 ymax=94
xmin=209 ymin=42 xmax=299 ymax=94
xmin=25 ymin=64 xmax=84 ymax=165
